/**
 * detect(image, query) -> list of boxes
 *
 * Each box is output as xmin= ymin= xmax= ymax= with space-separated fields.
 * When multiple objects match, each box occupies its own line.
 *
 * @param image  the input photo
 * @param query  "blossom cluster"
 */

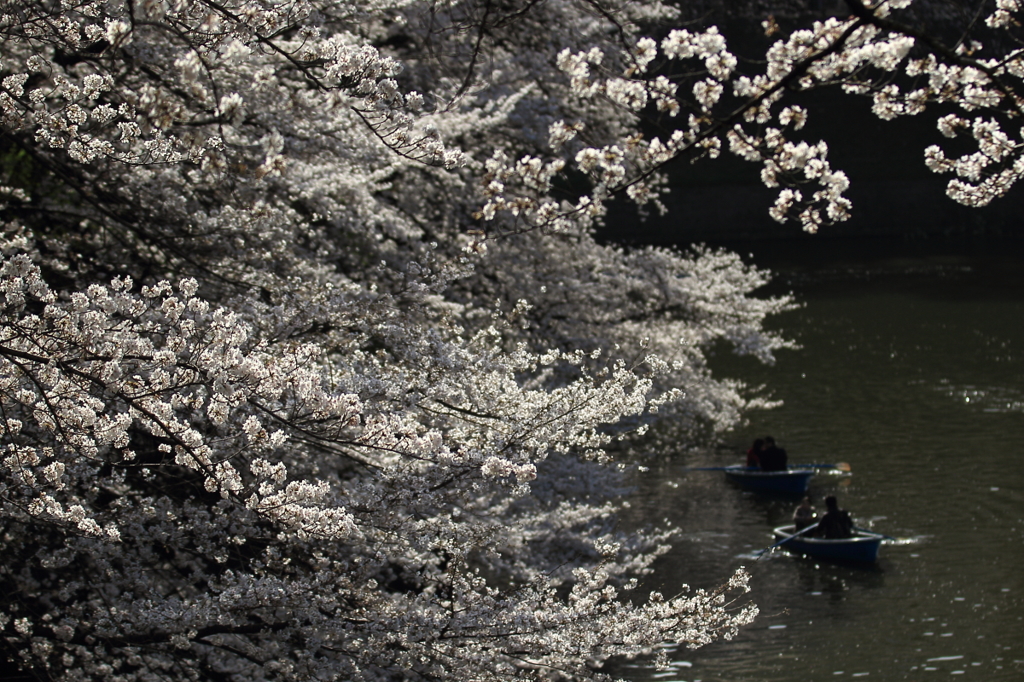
xmin=473 ymin=0 xmax=1024 ymax=233
xmin=4 ymin=0 xmax=1024 ymax=680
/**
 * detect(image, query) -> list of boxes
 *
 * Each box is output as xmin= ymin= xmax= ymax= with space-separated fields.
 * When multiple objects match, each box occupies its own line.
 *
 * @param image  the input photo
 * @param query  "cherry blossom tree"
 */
xmin=2 ymin=0 xmax=1022 ymax=680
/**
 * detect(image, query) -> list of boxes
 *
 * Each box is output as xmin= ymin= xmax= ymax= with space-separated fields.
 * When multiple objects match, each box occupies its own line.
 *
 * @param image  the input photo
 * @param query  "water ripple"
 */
xmin=935 ymin=383 xmax=1024 ymax=413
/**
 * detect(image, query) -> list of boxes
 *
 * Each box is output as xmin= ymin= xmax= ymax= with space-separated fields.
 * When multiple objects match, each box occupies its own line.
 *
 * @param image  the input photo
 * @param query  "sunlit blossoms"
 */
xmin=2 ymin=0 xmax=1024 ymax=680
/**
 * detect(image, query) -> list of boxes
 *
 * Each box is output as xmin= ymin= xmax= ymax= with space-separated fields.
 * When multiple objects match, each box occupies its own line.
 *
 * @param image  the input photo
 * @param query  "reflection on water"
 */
xmin=935 ymin=381 xmax=1024 ymax=413
xmin=613 ymin=237 xmax=1024 ymax=682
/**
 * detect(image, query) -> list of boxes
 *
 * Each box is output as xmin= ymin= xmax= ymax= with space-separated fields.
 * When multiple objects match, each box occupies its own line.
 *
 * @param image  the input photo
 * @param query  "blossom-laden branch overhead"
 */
xmin=473 ymin=0 xmax=1024 ymax=233
xmin=1 ymin=0 xmax=1020 ymax=680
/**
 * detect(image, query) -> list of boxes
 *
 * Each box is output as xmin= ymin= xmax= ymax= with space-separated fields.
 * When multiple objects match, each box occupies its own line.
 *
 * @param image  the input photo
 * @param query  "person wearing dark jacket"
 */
xmin=746 ymin=438 xmax=764 ymax=468
xmin=817 ymin=495 xmax=854 ymax=539
xmin=759 ymin=435 xmax=788 ymax=471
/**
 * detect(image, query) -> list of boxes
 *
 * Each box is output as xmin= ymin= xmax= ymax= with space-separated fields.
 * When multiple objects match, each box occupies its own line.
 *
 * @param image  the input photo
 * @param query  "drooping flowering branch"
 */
xmin=4 ymin=1 xmax=1021 ymax=681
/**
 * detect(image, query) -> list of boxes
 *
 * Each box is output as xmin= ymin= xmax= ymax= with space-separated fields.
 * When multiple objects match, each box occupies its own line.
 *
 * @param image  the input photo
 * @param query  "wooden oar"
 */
xmin=791 ymin=462 xmax=852 ymax=472
xmin=854 ymin=526 xmax=896 ymax=541
xmin=758 ymin=522 xmax=820 ymax=556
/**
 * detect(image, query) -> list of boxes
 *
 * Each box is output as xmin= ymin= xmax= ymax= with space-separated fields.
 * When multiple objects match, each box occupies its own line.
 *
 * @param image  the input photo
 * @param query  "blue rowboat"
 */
xmin=723 ymin=465 xmax=815 ymax=495
xmin=772 ymin=524 xmax=884 ymax=563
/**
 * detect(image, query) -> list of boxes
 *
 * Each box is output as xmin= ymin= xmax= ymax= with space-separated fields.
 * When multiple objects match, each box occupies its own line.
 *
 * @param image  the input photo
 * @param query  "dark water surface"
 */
xmin=615 ymin=237 xmax=1024 ymax=682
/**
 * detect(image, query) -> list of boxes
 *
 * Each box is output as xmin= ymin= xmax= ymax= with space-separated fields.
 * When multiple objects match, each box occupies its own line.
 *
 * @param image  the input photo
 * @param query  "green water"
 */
xmin=615 ymin=237 xmax=1024 ymax=681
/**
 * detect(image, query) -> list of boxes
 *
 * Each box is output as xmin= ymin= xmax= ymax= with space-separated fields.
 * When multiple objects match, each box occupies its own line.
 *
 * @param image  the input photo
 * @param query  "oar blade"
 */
xmin=791 ymin=462 xmax=852 ymax=473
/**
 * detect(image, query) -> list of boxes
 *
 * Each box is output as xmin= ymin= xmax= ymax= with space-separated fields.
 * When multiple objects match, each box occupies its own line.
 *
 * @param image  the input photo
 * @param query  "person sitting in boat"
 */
xmin=817 ymin=495 xmax=854 ymax=539
xmin=793 ymin=496 xmax=817 ymax=531
xmin=746 ymin=438 xmax=764 ymax=469
xmin=758 ymin=436 xmax=788 ymax=471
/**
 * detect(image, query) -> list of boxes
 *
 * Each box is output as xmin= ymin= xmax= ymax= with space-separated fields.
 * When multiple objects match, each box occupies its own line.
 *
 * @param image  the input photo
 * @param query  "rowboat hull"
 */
xmin=723 ymin=466 xmax=815 ymax=495
xmin=772 ymin=524 xmax=884 ymax=563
